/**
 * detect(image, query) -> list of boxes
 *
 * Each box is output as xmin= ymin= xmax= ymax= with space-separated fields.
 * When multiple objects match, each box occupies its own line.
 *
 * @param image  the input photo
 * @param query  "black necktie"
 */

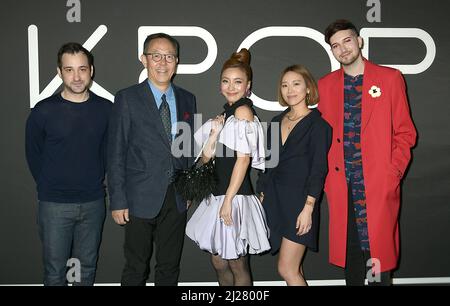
xmin=159 ymin=94 xmax=172 ymax=143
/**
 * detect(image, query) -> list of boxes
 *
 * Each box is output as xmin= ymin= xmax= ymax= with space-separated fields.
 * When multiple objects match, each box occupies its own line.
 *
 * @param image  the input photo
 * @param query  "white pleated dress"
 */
xmin=186 ymin=114 xmax=271 ymax=260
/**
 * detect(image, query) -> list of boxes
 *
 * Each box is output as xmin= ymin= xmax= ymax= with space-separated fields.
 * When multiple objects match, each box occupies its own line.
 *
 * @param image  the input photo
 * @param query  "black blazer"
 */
xmin=107 ymin=80 xmax=197 ymax=219
xmin=257 ymin=109 xmax=331 ymax=197
xmin=256 ymin=108 xmax=332 ymax=252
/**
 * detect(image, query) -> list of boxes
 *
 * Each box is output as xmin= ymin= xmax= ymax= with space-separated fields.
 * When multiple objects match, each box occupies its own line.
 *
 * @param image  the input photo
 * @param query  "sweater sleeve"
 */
xmin=25 ymin=107 xmax=45 ymax=183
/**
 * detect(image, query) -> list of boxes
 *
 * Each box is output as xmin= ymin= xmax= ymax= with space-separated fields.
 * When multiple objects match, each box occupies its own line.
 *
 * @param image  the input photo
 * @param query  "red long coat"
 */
xmin=318 ymin=59 xmax=417 ymax=272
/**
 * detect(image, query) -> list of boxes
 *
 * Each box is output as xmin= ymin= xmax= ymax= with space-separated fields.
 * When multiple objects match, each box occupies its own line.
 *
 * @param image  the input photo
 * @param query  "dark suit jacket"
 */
xmin=107 ymin=80 xmax=197 ymax=219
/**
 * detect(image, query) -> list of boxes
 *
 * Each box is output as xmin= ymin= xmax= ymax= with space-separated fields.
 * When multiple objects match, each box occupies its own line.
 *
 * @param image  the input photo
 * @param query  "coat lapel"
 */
xmin=279 ymin=109 xmax=318 ymax=159
xmin=173 ymin=85 xmax=184 ymax=138
xmin=361 ymin=60 xmax=377 ymax=133
xmin=137 ymin=80 xmax=171 ymax=150
xmin=334 ymin=69 xmax=345 ymax=144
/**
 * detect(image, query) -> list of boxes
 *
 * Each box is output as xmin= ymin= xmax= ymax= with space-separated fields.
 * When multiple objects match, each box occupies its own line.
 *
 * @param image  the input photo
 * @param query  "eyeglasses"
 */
xmin=144 ymin=52 xmax=177 ymax=63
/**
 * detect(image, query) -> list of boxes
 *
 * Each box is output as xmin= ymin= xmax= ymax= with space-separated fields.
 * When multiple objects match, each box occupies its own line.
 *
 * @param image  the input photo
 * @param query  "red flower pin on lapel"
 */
xmin=183 ymin=111 xmax=190 ymax=121
xmin=369 ymin=85 xmax=381 ymax=98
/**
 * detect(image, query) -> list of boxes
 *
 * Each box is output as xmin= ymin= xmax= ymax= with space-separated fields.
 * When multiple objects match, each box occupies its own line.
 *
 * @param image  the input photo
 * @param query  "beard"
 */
xmin=65 ymin=81 xmax=90 ymax=95
xmin=338 ymin=50 xmax=362 ymax=67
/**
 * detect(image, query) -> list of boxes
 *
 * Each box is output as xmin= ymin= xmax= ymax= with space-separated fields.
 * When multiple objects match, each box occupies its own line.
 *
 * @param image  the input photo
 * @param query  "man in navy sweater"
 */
xmin=25 ymin=42 xmax=111 ymax=286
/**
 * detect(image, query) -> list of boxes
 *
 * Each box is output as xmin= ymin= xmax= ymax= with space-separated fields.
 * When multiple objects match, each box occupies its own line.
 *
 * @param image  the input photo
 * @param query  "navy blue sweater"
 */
xmin=25 ymin=92 xmax=112 ymax=203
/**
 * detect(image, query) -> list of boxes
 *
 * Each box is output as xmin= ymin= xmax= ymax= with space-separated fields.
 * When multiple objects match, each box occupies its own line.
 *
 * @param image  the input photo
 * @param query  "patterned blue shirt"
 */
xmin=344 ymin=73 xmax=370 ymax=251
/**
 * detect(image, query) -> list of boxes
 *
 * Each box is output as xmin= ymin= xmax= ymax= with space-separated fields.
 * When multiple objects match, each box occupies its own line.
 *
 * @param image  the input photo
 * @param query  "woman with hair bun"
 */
xmin=186 ymin=49 xmax=270 ymax=286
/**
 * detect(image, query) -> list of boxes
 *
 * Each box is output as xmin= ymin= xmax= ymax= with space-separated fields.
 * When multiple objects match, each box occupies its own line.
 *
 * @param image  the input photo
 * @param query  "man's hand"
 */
xmin=112 ymin=209 xmax=129 ymax=225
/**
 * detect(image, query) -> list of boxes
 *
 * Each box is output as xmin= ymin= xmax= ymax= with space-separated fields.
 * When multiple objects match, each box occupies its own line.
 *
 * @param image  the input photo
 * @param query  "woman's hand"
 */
xmin=296 ymin=205 xmax=313 ymax=236
xmin=201 ymin=115 xmax=224 ymax=163
xmin=259 ymin=192 xmax=264 ymax=203
xmin=219 ymin=196 xmax=233 ymax=226
xmin=210 ymin=114 xmax=225 ymax=137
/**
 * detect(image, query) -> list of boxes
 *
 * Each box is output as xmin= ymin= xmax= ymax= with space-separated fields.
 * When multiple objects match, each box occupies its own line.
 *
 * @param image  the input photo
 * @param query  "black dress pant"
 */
xmin=121 ymin=184 xmax=187 ymax=286
xmin=345 ymin=183 xmax=392 ymax=286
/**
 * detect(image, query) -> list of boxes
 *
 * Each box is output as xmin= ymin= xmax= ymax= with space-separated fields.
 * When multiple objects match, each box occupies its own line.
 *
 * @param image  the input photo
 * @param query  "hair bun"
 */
xmin=230 ymin=48 xmax=250 ymax=65
xmin=221 ymin=48 xmax=252 ymax=81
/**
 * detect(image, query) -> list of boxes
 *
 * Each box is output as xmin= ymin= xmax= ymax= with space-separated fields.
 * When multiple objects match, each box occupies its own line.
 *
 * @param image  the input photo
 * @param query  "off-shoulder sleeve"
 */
xmin=218 ymin=116 xmax=265 ymax=170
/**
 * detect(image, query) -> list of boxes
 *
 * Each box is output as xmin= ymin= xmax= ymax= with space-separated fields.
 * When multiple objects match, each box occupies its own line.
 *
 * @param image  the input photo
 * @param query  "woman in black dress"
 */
xmin=256 ymin=65 xmax=331 ymax=285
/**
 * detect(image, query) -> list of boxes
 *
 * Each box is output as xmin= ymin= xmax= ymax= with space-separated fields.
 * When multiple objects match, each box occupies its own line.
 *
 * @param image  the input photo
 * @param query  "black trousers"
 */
xmin=121 ymin=184 xmax=187 ymax=286
xmin=345 ymin=183 xmax=392 ymax=286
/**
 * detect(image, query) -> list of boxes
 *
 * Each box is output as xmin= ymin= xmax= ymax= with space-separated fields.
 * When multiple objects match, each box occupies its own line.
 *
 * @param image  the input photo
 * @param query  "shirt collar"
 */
xmin=147 ymin=80 xmax=174 ymax=102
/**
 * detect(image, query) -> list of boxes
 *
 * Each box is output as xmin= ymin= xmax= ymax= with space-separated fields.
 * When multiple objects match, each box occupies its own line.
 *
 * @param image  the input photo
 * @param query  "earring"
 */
xmin=246 ymin=89 xmax=252 ymax=97
xmin=305 ymin=92 xmax=310 ymax=105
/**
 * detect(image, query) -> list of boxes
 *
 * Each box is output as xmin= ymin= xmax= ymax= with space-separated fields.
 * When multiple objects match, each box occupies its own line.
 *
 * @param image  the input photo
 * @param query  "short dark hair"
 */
xmin=57 ymin=42 xmax=93 ymax=69
xmin=324 ymin=19 xmax=359 ymax=45
xmin=278 ymin=65 xmax=319 ymax=107
xmin=143 ymin=33 xmax=179 ymax=56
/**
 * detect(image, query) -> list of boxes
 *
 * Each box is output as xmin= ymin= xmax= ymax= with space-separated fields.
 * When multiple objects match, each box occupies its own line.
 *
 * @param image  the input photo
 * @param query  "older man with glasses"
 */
xmin=107 ymin=33 xmax=197 ymax=286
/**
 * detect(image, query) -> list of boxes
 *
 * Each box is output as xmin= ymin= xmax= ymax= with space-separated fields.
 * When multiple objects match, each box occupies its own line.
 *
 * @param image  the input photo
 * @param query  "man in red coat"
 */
xmin=318 ymin=20 xmax=417 ymax=285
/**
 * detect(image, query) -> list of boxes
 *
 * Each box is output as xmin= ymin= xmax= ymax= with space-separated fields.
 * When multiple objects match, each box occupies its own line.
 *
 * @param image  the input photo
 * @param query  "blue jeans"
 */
xmin=38 ymin=198 xmax=106 ymax=286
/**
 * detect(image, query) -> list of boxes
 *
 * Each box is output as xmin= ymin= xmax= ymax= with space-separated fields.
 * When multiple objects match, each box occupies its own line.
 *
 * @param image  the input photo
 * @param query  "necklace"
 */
xmin=287 ymin=113 xmax=305 ymax=122
xmin=285 ymin=110 xmax=311 ymax=130
xmin=286 ymin=110 xmax=311 ymax=121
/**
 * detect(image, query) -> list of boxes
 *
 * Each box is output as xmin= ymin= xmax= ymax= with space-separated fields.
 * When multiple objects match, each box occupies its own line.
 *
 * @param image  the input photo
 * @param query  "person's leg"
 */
xmin=71 ymin=198 xmax=106 ymax=286
xmin=38 ymin=201 xmax=76 ymax=286
xmin=277 ymin=238 xmax=307 ymax=286
xmin=210 ymin=254 xmax=233 ymax=286
xmin=154 ymin=184 xmax=186 ymax=286
xmin=228 ymin=255 xmax=252 ymax=286
xmin=121 ymin=215 xmax=154 ymax=286
xmin=344 ymin=185 xmax=366 ymax=286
